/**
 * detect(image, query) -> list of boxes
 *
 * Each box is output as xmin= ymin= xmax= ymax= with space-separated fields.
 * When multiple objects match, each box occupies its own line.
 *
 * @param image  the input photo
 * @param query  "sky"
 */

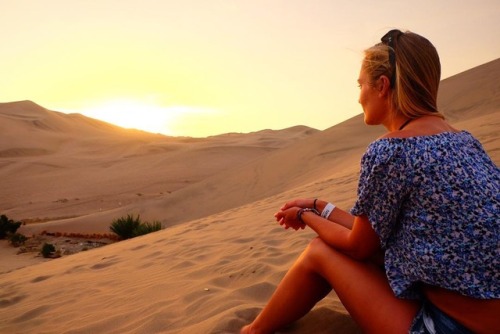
xmin=2 ymin=0 xmax=499 ymax=137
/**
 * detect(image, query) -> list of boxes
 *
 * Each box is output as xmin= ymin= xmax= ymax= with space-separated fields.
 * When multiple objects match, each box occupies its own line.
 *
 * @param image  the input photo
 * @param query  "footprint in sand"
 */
xmin=30 ymin=275 xmax=52 ymax=283
xmin=131 ymin=244 xmax=148 ymax=251
xmin=90 ymin=257 xmax=119 ymax=270
xmin=12 ymin=305 xmax=51 ymax=323
xmin=64 ymin=264 xmax=86 ymax=275
xmin=0 ymin=294 xmax=27 ymax=308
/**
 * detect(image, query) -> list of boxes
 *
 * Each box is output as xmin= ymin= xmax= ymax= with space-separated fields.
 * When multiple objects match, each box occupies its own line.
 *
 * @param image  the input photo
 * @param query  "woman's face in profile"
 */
xmin=358 ymin=68 xmax=382 ymax=125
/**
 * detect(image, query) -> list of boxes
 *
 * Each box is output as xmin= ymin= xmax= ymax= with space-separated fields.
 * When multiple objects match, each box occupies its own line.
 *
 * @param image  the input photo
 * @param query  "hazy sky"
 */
xmin=2 ymin=0 xmax=499 ymax=137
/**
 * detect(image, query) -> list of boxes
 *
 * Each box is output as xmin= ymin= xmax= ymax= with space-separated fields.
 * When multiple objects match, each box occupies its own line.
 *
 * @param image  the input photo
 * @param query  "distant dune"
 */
xmin=0 ymin=58 xmax=498 ymax=333
xmin=0 ymin=101 xmax=318 ymax=232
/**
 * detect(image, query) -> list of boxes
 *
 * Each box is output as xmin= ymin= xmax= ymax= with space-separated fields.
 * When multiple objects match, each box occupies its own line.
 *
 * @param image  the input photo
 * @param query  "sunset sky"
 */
xmin=2 ymin=1 xmax=499 ymax=137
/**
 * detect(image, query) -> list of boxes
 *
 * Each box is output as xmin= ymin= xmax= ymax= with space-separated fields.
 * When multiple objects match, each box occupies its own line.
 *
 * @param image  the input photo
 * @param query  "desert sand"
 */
xmin=0 ymin=58 xmax=498 ymax=333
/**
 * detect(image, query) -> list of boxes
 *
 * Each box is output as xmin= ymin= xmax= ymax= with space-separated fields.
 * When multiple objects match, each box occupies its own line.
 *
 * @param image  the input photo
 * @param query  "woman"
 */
xmin=241 ymin=30 xmax=499 ymax=334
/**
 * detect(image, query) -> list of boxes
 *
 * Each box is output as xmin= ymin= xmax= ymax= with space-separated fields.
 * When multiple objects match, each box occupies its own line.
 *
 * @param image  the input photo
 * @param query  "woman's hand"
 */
xmin=280 ymin=198 xmax=315 ymax=211
xmin=274 ymin=207 xmax=305 ymax=231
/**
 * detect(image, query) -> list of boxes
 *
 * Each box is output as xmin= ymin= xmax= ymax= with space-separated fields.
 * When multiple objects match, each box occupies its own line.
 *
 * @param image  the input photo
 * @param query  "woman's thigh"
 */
xmin=304 ymin=238 xmax=420 ymax=334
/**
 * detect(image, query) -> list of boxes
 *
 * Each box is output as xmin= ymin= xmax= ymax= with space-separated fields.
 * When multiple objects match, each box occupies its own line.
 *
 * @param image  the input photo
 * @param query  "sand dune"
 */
xmin=1 ymin=102 xmax=317 ymax=232
xmin=0 ymin=58 xmax=498 ymax=333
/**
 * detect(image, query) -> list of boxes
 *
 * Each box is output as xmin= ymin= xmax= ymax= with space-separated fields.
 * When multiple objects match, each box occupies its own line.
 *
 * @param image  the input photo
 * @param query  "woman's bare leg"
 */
xmin=241 ymin=245 xmax=333 ymax=334
xmin=241 ymin=238 xmax=420 ymax=334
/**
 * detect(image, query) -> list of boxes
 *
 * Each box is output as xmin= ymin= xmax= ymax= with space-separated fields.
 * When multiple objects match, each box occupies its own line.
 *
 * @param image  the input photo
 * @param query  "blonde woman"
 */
xmin=241 ymin=30 xmax=499 ymax=334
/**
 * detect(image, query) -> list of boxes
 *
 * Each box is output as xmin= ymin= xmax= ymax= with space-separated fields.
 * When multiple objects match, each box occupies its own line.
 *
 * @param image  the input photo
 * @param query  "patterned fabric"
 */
xmin=351 ymin=131 xmax=499 ymax=299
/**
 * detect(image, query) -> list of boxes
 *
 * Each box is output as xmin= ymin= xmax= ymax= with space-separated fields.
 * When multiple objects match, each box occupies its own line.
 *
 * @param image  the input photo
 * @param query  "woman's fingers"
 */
xmin=281 ymin=198 xmax=316 ymax=210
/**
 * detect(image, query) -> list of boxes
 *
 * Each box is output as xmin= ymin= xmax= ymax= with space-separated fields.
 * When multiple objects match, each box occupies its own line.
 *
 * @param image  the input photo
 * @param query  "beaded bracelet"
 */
xmin=297 ymin=208 xmax=320 ymax=224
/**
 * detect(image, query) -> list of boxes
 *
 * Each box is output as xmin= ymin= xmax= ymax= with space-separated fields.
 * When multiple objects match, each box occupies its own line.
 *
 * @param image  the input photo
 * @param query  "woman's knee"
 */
xmin=307 ymin=236 xmax=328 ymax=251
xmin=303 ymin=237 xmax=337 ymax=266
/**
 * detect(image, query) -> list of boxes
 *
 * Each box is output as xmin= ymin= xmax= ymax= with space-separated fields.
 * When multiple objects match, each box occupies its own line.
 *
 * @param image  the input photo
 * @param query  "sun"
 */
xmin=80 ymin=98 xmax=176 ymax=135
xmin=77 ymin=98 xmax=223 ymax=137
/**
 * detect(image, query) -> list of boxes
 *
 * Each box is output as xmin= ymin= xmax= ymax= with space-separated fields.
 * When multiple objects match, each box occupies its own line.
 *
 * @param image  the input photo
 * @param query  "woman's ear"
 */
xmin=377 ymin=75 xmax=391 ymax=97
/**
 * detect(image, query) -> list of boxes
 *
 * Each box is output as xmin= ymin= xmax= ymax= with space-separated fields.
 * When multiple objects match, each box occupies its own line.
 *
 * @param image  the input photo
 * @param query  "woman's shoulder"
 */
xmin=379 ymin=116 xmax=460 ymax=140
xmin=364 ymin=130 xmax=478 ymax=166
xmin=372 ymin=130 xmax=473 ymax=146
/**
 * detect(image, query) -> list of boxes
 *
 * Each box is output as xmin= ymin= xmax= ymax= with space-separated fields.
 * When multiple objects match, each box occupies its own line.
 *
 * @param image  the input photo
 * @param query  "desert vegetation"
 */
xmin=1 ymin=213 xmax=162 ymax=259
xmin=0 ymin=214 xmax=22 ymax=239
xmin=41 ymin=242 xmax=56 ymax=258
xmin=0 ymin=214 xmax=28 ymax=248
xmin=8 ymin=233 xmax=28 ymax=247
xmin=109 ymin=214 xmax=162 ymax=240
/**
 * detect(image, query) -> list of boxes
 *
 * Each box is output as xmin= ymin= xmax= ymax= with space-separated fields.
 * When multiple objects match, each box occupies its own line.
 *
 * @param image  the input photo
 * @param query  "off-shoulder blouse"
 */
xmin=351 ymin=131 xmax=499 ymax=299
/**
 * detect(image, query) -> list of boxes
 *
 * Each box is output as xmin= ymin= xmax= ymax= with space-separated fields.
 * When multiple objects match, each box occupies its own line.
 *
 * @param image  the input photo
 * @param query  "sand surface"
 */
xmin=0 ymin=59 xmax=498 ymax=333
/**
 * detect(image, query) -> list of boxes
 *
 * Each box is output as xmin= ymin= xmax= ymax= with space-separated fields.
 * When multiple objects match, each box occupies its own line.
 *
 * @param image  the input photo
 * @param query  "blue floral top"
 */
xmin=351 ymin=131 xmax=499 ymax=299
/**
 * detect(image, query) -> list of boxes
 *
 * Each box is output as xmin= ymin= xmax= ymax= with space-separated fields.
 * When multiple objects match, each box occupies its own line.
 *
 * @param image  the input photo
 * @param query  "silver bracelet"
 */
xmin=297 ymin=208 xmax=320 ymax=224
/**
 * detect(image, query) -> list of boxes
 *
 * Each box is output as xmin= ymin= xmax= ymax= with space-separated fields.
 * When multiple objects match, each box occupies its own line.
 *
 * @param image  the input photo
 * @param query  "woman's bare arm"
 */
xmin=299 ymin=211 xmax=381 ymax=260
xmin=279 ymin=198 xmax=355 ymax=229
xmin=276 ymin=199 xmax=381 ymax=260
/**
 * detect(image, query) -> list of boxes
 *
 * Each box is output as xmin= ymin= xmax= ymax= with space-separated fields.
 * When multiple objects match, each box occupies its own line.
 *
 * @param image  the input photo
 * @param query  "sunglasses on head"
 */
xmin=381 ymin=29 xmax=403 ymax=87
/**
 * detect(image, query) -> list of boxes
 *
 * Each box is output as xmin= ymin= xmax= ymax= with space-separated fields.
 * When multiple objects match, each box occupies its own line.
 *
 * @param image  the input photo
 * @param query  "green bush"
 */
xmin=41 ymin=243 xmax=56 ymax=258
xmin=8 ymin=233 xmax=27 ymax=247
xmin=0 ymin=214 xmax=22 ymax=239
xmin=110 ymin=214 xmax=141 ymax=240
xmin=133 ymin=221 xmax=162 ymax=237
xmin=109 ymin=214 xmax=162 ymax=240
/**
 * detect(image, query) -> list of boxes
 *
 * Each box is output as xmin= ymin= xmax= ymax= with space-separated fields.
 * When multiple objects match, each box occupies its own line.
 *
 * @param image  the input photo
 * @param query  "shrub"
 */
xmin=0 ymin=214 xmax=22 ymax=239
xmin=109 ymin=214 xmax=162 ymax=240
xmin=8 ymin=233 xmax=28 ymax=247
xmin=110 ymin=214 xmax=142 ymax=240
xmin=133 ymin=221 xmax=162 ymax=237
xmin=41 ymin=243 xmax=56 ymax=258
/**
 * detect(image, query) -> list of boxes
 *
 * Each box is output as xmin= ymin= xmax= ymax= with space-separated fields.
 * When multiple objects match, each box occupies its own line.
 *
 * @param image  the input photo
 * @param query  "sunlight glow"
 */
xmin=3 ymin=1 xmax=498 ymax=137
xmin=80 ymin=99 xmax=216 ymax=136
xmin=82 ymin=99 xmax=173 ymax=134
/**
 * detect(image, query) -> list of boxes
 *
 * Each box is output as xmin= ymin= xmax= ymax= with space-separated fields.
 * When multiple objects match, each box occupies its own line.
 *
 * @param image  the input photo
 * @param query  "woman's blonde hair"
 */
xmin=362 ymin=31 xmax=444 ymax=119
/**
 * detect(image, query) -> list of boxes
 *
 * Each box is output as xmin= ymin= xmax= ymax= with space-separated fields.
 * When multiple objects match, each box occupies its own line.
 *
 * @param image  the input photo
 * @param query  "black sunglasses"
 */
xmin=381 ymin=29 xmax=402 ymax=87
